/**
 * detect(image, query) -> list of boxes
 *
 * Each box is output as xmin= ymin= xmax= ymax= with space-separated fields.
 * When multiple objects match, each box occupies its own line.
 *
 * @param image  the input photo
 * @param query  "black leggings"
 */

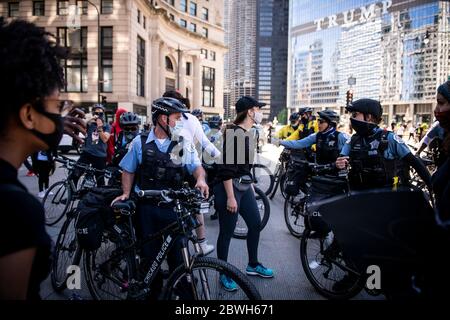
xmin=213 ymin=183 xmax=261 ymax=265
xmin=35 ymin=160 xmax=52 ymax=192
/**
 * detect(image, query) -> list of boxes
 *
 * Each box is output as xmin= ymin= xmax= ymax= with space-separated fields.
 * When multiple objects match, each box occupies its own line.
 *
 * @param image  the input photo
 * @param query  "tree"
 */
xmin=277 ymin=109 xmax=287 ymax=125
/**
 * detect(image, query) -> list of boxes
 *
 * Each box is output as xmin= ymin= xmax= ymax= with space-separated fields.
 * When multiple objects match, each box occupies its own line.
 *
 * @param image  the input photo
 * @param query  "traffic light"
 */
xmin=346 ymin=89 xmax=353 ymax=107
xmin=101 ymin=95 xmax=107 ymax=106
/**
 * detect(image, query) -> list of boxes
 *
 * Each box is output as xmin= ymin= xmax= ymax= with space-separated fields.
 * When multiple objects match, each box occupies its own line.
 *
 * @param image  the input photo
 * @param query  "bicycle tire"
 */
xmin=162 ymin=256 xmax=262 ymax=300
xmin=84 ymin=229 xmax=136 ymax=300
xmin=233 ymin=187 xmax=270 ymax=239
xmin=43 ymin=180 xmax=72 ymax=226
xmin=300 ymin=229 xmax=364 ymax=300
xmin=284 ymin=195 xmax=305 ymax=238
xmin=51 ymin=210 xmax=81 ymax=292
xmin=252 ymin=164 xmax=274 ymax=196
xmin=280 ymin=172 xmax=288 ymax=199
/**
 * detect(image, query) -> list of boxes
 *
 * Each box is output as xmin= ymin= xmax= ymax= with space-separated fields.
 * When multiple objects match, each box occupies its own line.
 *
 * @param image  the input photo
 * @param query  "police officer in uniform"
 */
xmin=111 ymin=111 xmax=140 ymax=166
xmin=336 ymin=98 xmax=431 ymax=190
xmin=112 ymin=97 xmax=209 ymax=298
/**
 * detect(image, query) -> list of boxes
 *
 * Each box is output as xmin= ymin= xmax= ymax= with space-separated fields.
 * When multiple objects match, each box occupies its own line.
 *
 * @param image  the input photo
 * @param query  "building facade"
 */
xmin=1 ymin=0 xmax=226 ymax=124
xmin=256 ymin=0 xmax=289 ymax=120
xmin=288 ymin=0 xmax=450 ymax=126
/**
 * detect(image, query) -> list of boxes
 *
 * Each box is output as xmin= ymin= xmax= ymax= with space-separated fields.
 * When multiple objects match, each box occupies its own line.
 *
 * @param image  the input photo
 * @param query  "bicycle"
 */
xmin=81 ymin=187 xmax=262 ymax=300
xmin=42 ymin=155 xmax=105 ymax=226
xmin=268 ymin=149 xmax=291 ymax=200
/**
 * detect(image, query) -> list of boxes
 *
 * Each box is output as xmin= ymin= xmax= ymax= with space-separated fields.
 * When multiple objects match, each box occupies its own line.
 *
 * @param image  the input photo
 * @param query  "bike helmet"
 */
xmin=346 ymin=98 xmax=382 ymax=119
xmin=191 ymin=109 xmax=203 ymax=117
xmin=303 ymin=107 xmax=313 ymax=114
xmin=317 ymin=110 xmax=340 ymax=126
xmin=208 ymin=115 xmax=223 ymax=129
xmin=289 ymin=112 xmax=300 ymax=122
xmin=151 ymin=97 xmax=188 ymax=122
xmin=119 ymin=112 xmax=140 ymax=128
xmin=91 ymin=103 xmax=105 ymax=112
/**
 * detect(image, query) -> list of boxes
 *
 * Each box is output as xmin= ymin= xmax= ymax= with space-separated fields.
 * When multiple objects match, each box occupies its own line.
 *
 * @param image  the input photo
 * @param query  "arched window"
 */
xmin=165 ymin=56 xmax=174 ymax=71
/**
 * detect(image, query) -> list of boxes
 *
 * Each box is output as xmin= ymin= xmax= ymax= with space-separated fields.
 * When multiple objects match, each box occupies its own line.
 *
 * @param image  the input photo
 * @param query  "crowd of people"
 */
xmin=1 ymin=17 xmax=449 ymax=300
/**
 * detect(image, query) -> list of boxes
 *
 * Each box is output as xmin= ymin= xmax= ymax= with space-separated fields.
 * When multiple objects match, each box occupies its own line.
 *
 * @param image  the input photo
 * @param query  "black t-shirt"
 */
xmin=0 ymin=159 xmax=52 ymax=300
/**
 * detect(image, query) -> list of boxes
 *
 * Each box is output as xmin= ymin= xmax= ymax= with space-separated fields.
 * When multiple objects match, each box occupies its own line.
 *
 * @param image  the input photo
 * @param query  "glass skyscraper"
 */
xmin=288 ymin=0 xmax=450 ymax=125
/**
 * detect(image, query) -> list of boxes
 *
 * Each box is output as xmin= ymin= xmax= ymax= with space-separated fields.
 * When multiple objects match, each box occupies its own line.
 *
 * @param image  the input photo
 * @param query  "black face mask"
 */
xmin=350 ymin=118 xmax=378 ymax=136
xmin=31 ymin=110 xmax=64 ymax=151
xmin=94 ymin=112 xmax=104 ymax=120
xmin=124 ymin=130 xmax=138 ymax=142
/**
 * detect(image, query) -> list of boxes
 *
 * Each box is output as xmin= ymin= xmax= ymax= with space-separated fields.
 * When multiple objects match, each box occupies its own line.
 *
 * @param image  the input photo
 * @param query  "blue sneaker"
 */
xmin=220 ymin=274 xmax=238 ymax=292
xmin=246 ymin=264 xmax=274 ymax=278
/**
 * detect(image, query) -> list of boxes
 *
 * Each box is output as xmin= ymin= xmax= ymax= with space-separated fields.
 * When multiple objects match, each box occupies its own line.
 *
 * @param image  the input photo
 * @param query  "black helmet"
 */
xmin=192 ymin=109 xmax=203 ymax=117
xmin=298 ymin=107 xmax=306 ymax=115
xmin=151 ymin=97 xmax=188 ymax=124
xmin=346 ymin=98 xmax=382 ymax=119
xmin=303 ymin=107 xmax=313 ymax=114
xmin=119 ymin=112 xmax=140 ymax=128
xmin=92 ymin=103 xmax=105 ymax=112
xmin=289 ymin=112 xmax=300 ymax=122
xmin=318 ymin=110 xmax=340 ymax=125
xmin=208 ymin=115 xmax=223 ymax=129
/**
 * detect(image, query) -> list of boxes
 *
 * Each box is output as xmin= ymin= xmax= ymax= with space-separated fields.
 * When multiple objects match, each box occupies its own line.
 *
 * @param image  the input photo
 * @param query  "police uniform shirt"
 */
xmin=340 ymin=127 xmax=411 ymax=159
xmin=119 ymin=129 xmax=201 ymax=192
xmin=280 ymin=129 xmax=349 ymax=150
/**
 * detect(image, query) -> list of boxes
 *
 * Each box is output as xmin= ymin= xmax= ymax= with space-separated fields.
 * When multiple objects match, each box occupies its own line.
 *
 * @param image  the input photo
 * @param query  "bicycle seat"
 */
xmin=112 ymin=200 xmax=136 ymax=212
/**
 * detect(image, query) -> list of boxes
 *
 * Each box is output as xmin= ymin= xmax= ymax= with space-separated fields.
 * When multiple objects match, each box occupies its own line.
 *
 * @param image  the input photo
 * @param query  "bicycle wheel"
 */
xmin=252 ymin=164 xmax=274 ymax=196
xmin=280 ymin=172 xmax=288 ymax=199
xmin=284 ymin=194 xmax=306 ymax=238
xmin=51 ymin=210 xmax=81 ymax=292
xmin=43 ymin=180 xmax=72 ymax=226
xmin=233 ymin=187 xmax=270 ymax=239
xmin=84 ymin=229 xmax=136 ymax=300
xmin=300 ymin=229 xmax=364 ymax=300
xmin=163 ymin=256 xmax=262 ymax=300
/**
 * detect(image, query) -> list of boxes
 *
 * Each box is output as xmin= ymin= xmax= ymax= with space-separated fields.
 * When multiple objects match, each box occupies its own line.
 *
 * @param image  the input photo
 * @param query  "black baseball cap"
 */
xmin=235 ymin=96 xmax=266 ymax=113
xmin=346 ymin=98 xmax=383 ymax=119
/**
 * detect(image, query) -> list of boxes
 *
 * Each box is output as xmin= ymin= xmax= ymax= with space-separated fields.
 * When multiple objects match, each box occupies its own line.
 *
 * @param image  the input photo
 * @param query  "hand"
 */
xmin=96 ymin=118 xmax=104 ymax=128
xmin=195 ymin=179 xmax=209 ymax=199
xmin=336 ymin=156 xmax=349 ymax=170
xmin=226 ymin=197 xmax=238 ymax=214
xmin=111 ymin=193 xmax=129 ymax=206
xmin=271 ymin=137 xmax=280 ymax=147
xmin=63 ymin=108 xmax=86 ymax=144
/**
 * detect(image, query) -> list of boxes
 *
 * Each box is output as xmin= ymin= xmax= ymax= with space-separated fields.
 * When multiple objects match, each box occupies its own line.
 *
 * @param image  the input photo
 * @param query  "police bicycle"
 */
xmin=82 ymin=187 xmax=262 ymax=300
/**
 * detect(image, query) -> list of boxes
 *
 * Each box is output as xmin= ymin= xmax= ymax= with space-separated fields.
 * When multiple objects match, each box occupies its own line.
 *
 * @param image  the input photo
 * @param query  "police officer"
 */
xmin=336 ymin=98 xmax=431 ymax=190
xmin=112 ymin=97 xmax=209 ymax=298
xmin=111 ymin=111 xmax=140 ymax=167
xmin=192 ymin=108 xmax=211 ymax=134
xmin=275 ymin=112 xmax=300 ymax=140
xmin=278 ymin=110 xmax=348 ymax=164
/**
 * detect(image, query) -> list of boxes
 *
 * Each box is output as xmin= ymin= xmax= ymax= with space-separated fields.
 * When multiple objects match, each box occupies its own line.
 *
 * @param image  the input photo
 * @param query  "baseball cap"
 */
xmin=235 ymin=96 xmax=266 ymax=113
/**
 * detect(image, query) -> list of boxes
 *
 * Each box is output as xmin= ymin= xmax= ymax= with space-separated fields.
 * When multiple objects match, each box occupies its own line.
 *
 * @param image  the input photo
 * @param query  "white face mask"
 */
xmin=253 ymin=111 xmax=263 ymax=124
xmin=169 ymin=120 xmax=184 ymax=136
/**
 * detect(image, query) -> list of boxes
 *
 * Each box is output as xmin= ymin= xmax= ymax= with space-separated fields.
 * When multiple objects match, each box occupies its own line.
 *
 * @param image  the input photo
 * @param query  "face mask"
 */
xmin=94 ymin=112 xmax=104 ymax=120
xmin=252 ymin=111 xmax=263 ymax=125
xmin=169 ymin=120 xmax=184 ymax=136
xmin=291 ymin=124 xmax=299 ymax=130
xmin=350 ymin=117 xmax=378 ymax=136
xmin=435 ymin=109 xmax=450 ymax=131
xmin=124 ymin=130 xmax=138 ymax=142
xmin=30 ymin=110 xmax=64 ymax=151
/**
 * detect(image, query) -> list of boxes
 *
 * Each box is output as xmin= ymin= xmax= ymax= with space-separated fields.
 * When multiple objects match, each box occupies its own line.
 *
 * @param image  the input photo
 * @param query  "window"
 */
xmin=57 ymin=27 xmax=88 ymax=92
xmin=210 ymin=51 xmax=216 ymax=61
xmin=185 ymin=87 xmax=189 ymax=100
xmin=143 ymin=16 xmax=146 ymax=29
xmin=202 ymin=27 xmax=208 ymax=38
xmin=190 ymin=2 xmax=197 ymax=16
xmin=202 ymin=67 xmax=215 ymax=107
xmin=165 ymin=57 xmax=174 ymax=71
xmin=169 ymin=13 xmax=175 ymax=21
xmin=201 ymin=7 xmax=208 ymax=21
xmin=189 ymin=23 xmax=196 ymax=33
xmin=179 ymin=19 xmax=187 ymax=28
xmin=165 ymin=78 xmax=175 ymax=92
xmin=200 ymin=48 xmax=208 ymax=59
xmin=76 ymin=1 xmax=88 ymax=15
xmin=101 ymin=0 xmax=113 ymax=14
xmin=137 ymin=36 xmax=145 ymax=97
xmin=165 ymin=0 xmax=175 ymax=5
xmin=101 ymin=27 xmax=113 ymax=92
xmin=57 ymin=1 xmax=68 ymax=15
xmin=180 ymin=0 xmax=187 ymax=12
xmin=33 ymin=1 xmax=45 ymax=16
xmin=186 ymin=62 xmax=191 ymax=76
xmin=137 ymin=9 xmax=141 ymax=24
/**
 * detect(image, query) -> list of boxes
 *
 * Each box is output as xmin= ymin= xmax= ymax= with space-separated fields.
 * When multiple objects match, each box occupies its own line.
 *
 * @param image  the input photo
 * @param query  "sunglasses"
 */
xmin=123 ymin=126 xmax=139 ymax=132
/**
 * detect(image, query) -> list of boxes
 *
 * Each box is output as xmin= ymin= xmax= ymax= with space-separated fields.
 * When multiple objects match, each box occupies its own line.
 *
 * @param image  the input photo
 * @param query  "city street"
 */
xmin=18 ymin=144 xmax=380 ymax=300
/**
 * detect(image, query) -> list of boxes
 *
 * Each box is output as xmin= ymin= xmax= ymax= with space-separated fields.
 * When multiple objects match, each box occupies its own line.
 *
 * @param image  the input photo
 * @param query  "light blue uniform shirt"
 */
xmin=119 ymin=129 xmax=201 ymax=192
xmin=340 ymin=127 xmax=411 ymax=159
xmin=202 ymin=122 xmax=211 ymax=135
xmin=280 ymin=130 xmax=349 ymax=151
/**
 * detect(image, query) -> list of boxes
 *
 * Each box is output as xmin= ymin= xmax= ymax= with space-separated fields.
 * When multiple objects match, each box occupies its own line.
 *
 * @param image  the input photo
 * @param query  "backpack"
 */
xmin=75 ymin=187 xmax=123 ymax=250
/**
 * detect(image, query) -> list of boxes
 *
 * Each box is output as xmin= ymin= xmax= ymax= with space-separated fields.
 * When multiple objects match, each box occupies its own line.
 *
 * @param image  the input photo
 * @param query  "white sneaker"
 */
xmin=199 ymin=241 xmax=215 ymax=256
xmin=37 ymin=191 xmax=46 ymax=199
